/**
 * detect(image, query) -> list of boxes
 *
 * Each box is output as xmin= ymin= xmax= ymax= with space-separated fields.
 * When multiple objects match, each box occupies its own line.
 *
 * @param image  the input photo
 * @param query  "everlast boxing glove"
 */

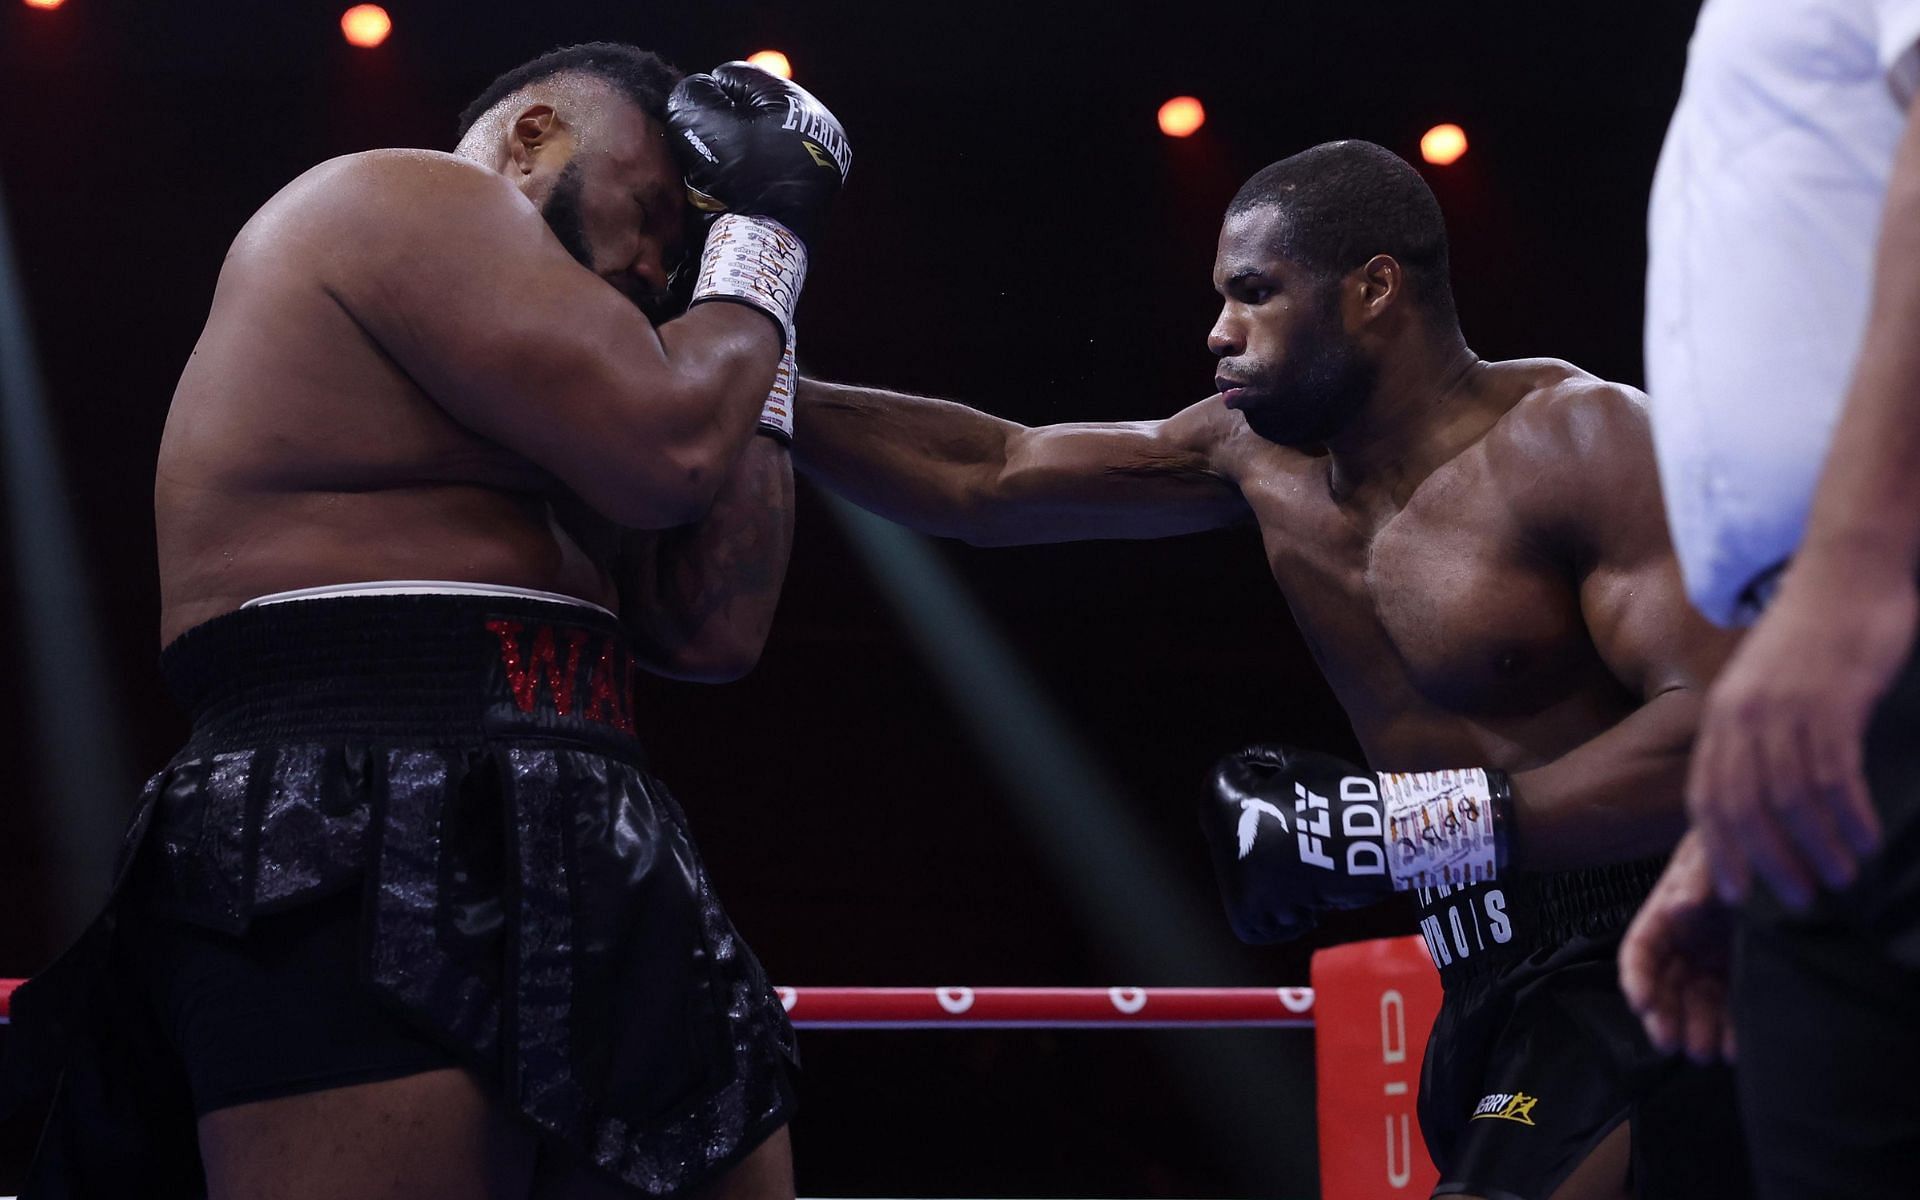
xmin=668 ymin=61 xmax=850 ymax=244
xmin=1201 ymin=744 xmax=1515 ymax=943
xmin=667 ymin=62 xmax=849 ymax=442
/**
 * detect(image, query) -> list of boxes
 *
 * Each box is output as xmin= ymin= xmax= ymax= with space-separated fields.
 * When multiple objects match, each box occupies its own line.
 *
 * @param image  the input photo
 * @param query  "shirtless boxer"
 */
xmin=793 ymin=141 xmax=1746 ymax=1199
xmin=5 ymin=42 xmax=847 ymax=1199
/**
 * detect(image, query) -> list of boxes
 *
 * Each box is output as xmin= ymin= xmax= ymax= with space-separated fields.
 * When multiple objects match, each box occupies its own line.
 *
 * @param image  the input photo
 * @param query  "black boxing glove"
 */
xmin=1201 ymin=744 xmax=1515 ymax=944
xmin=668 ymin=61 xmax=850 ymax=243
xmin=667 ymin=63 xmax=851 ymax=348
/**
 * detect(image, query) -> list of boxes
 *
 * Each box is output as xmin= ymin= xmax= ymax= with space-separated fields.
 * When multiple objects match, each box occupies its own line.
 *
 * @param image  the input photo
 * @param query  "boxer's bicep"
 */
xmin=1503 ymin=388 xmax=1736 ymax=864
xmin=1568 ymin=399 xmax=1738 ymax=701
xmin=1582 ymin=533 xmax=1732 ymax=702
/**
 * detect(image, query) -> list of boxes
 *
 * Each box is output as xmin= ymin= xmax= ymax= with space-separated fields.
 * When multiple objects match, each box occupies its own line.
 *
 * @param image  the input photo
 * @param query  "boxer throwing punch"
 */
xmin=793 ymin=142 xmax=1746 ymax=1199
xmin=3 ymin=45 xmax=847 ymax=1200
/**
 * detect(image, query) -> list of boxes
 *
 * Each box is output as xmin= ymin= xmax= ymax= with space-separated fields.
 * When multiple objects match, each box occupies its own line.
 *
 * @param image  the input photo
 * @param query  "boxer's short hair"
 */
xmin=456 ymin=42 xmax=683 ymax=142
xmin=1229 ymin=140 xmax=1456 ymax=322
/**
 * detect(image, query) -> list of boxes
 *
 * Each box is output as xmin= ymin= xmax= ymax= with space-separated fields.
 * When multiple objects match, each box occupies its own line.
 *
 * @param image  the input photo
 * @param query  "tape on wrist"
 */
xmin=691 ymin=214 xmax=807 ymax=347
xmin=1377 ymin=768 xmax=1500 ymax=890
xmin=758 ymin=338 xmax=795 ymax=444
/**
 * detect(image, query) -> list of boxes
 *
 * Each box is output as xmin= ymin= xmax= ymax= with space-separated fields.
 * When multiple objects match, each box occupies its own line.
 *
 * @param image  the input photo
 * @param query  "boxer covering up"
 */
xmin=3 ymin=38 xmax=848 ymax=1199
xmin=14 ymin=594 xmax=797 ymax=1194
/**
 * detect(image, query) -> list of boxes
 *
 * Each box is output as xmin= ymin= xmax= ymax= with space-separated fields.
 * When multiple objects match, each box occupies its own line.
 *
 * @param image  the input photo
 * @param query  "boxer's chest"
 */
xmin=1243 ymin=462 xmax=1594 ymax=732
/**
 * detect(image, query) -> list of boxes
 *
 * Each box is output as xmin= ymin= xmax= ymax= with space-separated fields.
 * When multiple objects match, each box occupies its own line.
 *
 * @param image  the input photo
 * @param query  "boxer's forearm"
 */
xmin=1798 ymin=90 xmax=1920 ymax=577
xmin=794 ymin=379 xmax=1024 ymax=541
xmin=621 ymin=436 xmax=794 ymax=683
xmin=1506 ymin=687 xmax=1700 ymax=870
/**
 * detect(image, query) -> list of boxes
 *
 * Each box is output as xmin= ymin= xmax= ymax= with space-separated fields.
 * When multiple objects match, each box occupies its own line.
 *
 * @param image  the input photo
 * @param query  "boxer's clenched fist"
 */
xmin=667 ymin=62 xmax=850 ymax=246
xmin=1201 ymin=743 xmax=1517 ymax=943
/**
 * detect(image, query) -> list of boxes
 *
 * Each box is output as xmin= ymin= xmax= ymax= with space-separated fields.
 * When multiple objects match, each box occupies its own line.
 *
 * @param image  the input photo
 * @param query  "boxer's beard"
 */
xmin=541 ymin=161 xmax=673 ymax=323
xmin=541 ymin=161 xmax=596 ymax=273
xmin=1240 ymin=291 xmax=1375 ymax=448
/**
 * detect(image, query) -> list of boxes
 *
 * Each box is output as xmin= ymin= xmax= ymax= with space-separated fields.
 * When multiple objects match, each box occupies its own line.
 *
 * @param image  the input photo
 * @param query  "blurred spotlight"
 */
xmin=23 ymin=0 xmax=66 ymax=10
xmin=747 ymin=50 xmax=793 ymax=79
xmin=1158 ymin=96 xmax=1206 ymax=138
xmin=824 ymin=493 xmax=1313 ymax=1189
xmin=1421 ymin=123 xmax=1469 ymax=166
xmin=341 ymin=4 xmax=392 ymax=48
xmin=0 ymin=176 xmax=131 ymax=935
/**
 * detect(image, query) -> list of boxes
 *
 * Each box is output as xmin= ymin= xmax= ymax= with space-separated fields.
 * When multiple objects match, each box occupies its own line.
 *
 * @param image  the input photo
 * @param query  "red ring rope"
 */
xmin=0 ymin=979 xmax=1313 ymax=1028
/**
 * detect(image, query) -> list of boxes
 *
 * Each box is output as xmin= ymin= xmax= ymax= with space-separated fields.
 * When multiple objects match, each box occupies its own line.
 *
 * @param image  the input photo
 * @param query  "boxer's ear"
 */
xmin=1348 ymin=253 xmax=1404 ymax=329
xmin=509 ymin=104 xmax=560 ymax=175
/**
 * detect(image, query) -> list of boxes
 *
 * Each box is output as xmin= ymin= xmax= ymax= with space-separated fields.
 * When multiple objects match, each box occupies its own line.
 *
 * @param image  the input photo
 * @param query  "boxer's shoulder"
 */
xmin=1481 ymin=362 xmax=1652 ymax=478
xmin=1476 ymin=361 xmax=1662 ymax=544
xmin=284 ymin=147 xmax=510 ymax=207
xmin=1187 ymin=394 xmax=1318 ymax=480
xmin=234 ymin=150 xmax=537 ymax=274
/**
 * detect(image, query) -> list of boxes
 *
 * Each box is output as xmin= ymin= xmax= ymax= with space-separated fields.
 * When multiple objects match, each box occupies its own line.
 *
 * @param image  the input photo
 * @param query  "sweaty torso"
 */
xmin=1226 ymin=361 xmax=1637 ymax=778
xmin=155 ymin=150 xmax=618 ymax=645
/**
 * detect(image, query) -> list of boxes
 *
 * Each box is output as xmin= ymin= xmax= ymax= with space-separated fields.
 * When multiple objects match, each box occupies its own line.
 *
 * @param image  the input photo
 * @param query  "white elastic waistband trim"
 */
xmin=242 ymin=580 xmax=617 ymax=619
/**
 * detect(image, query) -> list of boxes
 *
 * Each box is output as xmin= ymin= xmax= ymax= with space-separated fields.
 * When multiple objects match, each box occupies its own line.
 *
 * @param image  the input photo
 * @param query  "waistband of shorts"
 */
xmin=1430 ymin=857 xmax=1666 ymax=989
xmin=1524 ymin=857 xmax=1664 ymax=938
xmin=160 ymin=594 xmax=648 ymax=760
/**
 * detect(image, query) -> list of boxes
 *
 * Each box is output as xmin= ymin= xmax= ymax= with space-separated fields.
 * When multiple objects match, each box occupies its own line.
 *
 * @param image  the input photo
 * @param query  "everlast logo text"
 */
xmin=484 ymin=618 xmax=640 ymax=734
xmin=781 ymin=98 xmax=852 ymax=176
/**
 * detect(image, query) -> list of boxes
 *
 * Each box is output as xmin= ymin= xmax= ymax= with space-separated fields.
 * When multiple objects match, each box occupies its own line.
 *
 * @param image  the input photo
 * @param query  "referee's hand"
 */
xmin=1620 ymin=831 xmax=1736 ymax=1063
xmin=1685 ymin=553 xmax=1910 ymax=910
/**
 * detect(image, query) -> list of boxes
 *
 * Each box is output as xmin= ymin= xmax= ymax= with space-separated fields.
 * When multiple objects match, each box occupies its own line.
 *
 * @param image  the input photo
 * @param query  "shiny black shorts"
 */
xmin=120 ymin=883 xmax=452 ymax=1115
xmin=1415 ymin=868 xmax=1750 ymax=1199
xmin=6 ymin=595 xmax=799 ymax=1198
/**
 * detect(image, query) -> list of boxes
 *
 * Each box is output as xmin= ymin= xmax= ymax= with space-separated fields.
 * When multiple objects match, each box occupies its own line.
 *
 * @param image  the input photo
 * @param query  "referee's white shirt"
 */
xmin=1645 ymin=0 xmax=1920 ymax=626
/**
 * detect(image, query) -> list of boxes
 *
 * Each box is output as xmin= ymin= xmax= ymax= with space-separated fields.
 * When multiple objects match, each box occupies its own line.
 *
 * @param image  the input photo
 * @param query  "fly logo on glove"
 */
xmin=1235 ymin=797 xmax=1288 ymax=858
xmin=1203 ymin=744 xmax=1515 ymax=945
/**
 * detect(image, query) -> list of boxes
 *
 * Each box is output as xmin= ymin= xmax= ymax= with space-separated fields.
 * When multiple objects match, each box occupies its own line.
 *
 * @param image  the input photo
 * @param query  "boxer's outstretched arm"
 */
xmin=1496 ymin=383 xmax=1742 ymax=870
xmin=308 ymin=152 xmax=779 ymax=530
xmin=619 ymin=437 xmax=794 ymax=682
xmin=795 ymin=380 xmax=1251 ymax=544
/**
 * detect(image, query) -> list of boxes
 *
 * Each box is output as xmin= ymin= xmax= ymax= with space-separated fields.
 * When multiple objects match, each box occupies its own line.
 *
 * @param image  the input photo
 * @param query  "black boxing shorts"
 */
xmin=1415 ymin=865 xmax=1751 ymax=1200
xmin=3 ymin=593 xmax=798 ymax=1198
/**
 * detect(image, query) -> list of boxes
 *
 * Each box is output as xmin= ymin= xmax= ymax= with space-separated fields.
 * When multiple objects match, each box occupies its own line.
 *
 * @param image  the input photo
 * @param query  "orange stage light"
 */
xmin=1420 ymin=123 xmax=1468 ymax=166
xmin=1158 ymin=96 xmax=1205 ymax=139
xmin=747 ymin=50 xmax=793 ymax=80
xmin=341 ymin=4 xmax=392 ymax=49
xmin=24 ymin=0 xmax=66 ymax=10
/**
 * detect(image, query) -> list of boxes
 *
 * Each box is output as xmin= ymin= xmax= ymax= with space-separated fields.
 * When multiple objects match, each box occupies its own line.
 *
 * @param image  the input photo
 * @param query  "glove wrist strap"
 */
xmin=1376 ymin=768 xmax=1504 ymax=890
xmin=691 ymin=214 xmax=807 ymax=348
xmin=757 ymin=338 xmax=796 ymax=444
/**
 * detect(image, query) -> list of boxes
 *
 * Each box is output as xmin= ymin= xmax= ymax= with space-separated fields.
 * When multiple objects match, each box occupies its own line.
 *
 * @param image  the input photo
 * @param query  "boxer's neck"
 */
xmin=1323 ymin=334 xmax=1486 ymax=513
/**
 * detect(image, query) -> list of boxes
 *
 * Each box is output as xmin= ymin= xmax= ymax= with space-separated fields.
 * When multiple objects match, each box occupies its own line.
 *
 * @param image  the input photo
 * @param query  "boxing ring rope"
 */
xmin=0 ymin=979 xmax=1314 ymax=1029
xmin=0 ymin=976 xmax=1349 ymax=1199
xmin=774 ymin=985 xmax=1315 ymax=1027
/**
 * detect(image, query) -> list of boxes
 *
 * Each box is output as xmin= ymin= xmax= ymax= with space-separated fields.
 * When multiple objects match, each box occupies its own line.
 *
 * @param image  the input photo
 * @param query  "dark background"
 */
xmin=0 ymin=1 xmax=1704 ymax=1194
